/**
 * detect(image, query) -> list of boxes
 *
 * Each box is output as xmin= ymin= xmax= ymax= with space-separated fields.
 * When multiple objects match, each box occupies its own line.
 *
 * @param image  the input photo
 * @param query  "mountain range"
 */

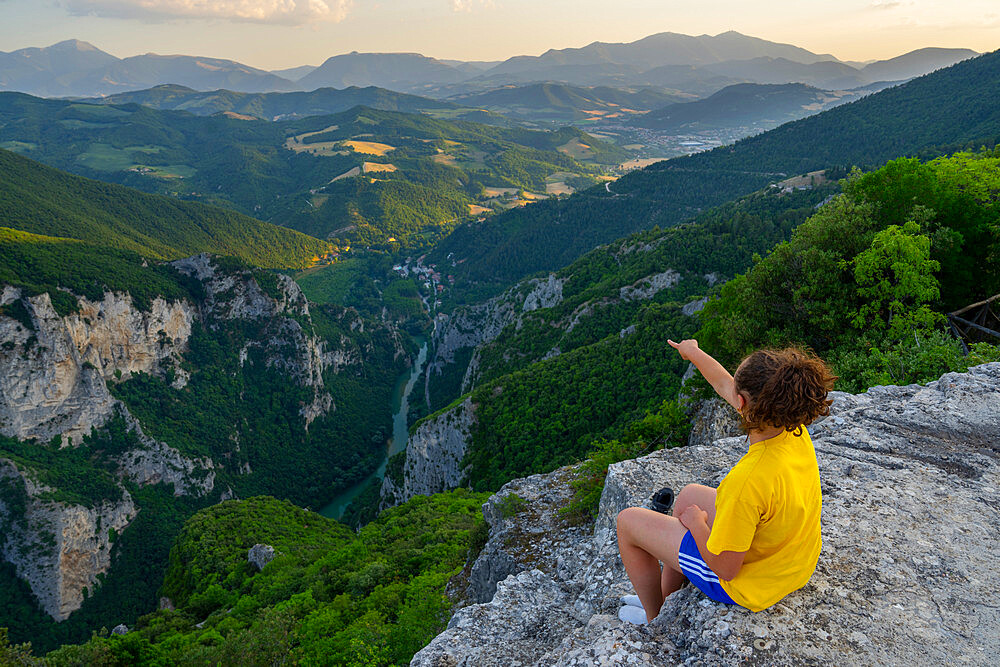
xmin=83 ymin=84 xmax=464 ymax=121
xmin=1 ymin=21 xmax=999 ymax=664
xmin=0 ymin=34 xmax=978 ymax=100
xmin=635 ymin=80 xmax=899 ymax=133
xmin=429 ymin=49 xmax=1000 ymax=287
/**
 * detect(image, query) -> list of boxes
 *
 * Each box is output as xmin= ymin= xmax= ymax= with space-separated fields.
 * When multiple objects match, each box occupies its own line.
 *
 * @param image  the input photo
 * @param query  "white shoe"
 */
xmin=620 ymin=594 xmax=644 ymax=608
xmin=618 ymin=604 xmax=648 ymax=625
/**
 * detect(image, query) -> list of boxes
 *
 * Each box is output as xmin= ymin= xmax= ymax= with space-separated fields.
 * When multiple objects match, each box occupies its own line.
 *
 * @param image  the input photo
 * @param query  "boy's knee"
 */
xmin=616 ymin=506 xmax=641 ymax=530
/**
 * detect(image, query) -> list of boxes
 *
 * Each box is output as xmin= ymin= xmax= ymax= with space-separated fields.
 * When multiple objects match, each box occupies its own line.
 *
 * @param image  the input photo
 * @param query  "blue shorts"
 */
xmin=678 ymin=531 xmax=736 ymax=605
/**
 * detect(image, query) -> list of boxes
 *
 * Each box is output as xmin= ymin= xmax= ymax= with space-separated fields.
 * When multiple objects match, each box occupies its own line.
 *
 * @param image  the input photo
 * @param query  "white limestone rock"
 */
xmin=248 ymin=544 xmax=277 ymax=571
xmin=414 ymin=364 xmax=1000 ymax=666
xmin=380 ymin=397 xmax=475 ymax=511
xmin=0 ymin=289 xmax=193 ymax=445
xmin=0 ymin=460 xmax=137 ymax=621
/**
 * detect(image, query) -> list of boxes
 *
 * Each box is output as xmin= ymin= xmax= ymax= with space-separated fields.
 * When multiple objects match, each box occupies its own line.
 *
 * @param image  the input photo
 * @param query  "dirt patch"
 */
xmin=557 ymin=138 xmax=595 ymax=160
xmin=331 ymin=166 xmax=361 ymax=182
xmin=362 ymin=162 xmax=397 ymax=174
xmin=285 ymin=125 xmax=340 ymax=153
xmin=222 ymin=111 xmax=257 ymax=121
xmin=344 ymin=140 xmax=395 ymax=156
xmin=619 ymin=157 xmax=666 ymax=171
xmin=432 ymin=153 xmax=457 ymax=166
xmin=777 ymin=170 xmax=828 ymax=189
xmin=468 ymin=204 xmax=491 ymax=215
xmin=482 ymin=187 xmax=518 ymax=198
xmin=546 ymin=181 xmax=574 ymax=196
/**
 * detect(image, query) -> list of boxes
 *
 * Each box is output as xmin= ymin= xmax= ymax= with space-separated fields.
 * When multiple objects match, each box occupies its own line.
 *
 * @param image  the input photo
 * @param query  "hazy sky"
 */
xmin=1 ymin=0 xmax=998 ymax=70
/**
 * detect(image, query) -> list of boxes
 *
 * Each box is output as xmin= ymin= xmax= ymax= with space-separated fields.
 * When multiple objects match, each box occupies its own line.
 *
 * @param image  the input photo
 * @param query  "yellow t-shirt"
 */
xmin=706 ymin=427 xmax=822 ymax=612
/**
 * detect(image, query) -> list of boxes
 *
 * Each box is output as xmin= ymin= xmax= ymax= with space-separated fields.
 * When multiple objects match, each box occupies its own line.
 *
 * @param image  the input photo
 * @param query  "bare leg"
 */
xmin=617 ymin=507 xmax=688 ymax=622
xmin=673 ymin=484 xmax=717 ymax=526
xmin=661 ymin=558 xmax=686 ymax=599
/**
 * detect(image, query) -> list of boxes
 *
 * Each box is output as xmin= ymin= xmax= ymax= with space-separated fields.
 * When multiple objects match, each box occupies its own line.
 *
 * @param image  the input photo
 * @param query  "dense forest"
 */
xmin=465 ymin=186 xmax=835 ymax=391
xmin=3 ymin=492 xmax=489 ymax=663
xmin=698 ymin=151 xmax=1000 ymax=389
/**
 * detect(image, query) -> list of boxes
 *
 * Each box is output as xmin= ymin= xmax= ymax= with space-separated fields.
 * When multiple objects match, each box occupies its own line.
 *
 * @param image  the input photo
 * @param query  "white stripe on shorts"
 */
xmin=678 ymin=553 xmax=720 ymax=582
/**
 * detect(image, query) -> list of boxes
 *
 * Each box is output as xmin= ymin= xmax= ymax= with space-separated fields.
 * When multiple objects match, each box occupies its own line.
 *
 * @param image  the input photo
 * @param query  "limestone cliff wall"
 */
xmin=424 ymin=273 xmax=564 ymax=399
xmin=0 ymin=460 xmax=137 ymax=621
xmin=0 ymin=288 xmax=193 ymax=445
xmin=379 ymin=397 xmax=475 ymax=511
xmin=414 ymin=363 xmax=1000 ymax=666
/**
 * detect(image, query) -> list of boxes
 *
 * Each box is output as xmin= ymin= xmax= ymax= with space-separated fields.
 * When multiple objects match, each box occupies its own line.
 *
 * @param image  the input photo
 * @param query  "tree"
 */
xmin=849 ymin=212 xmax=942 ymax=341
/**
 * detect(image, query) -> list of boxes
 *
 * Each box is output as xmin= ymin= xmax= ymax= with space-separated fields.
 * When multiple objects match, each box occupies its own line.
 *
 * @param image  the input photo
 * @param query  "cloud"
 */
xmin=451 ymin=0 xmax=493 ymax=11
xmin=869 ymin=0 xmax=904 ymax=9
xmin=59 ymin=0 xmax=353 ymax=25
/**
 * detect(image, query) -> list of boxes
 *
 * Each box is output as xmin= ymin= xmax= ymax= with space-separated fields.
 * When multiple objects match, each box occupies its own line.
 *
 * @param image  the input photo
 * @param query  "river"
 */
xmin=319 ymin=339 xmax=428 ymax=520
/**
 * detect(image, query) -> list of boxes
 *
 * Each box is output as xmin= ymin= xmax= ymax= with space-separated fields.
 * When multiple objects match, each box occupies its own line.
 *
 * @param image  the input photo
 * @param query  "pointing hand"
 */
xmin=668 ymin=339 xmax=699 ymax=361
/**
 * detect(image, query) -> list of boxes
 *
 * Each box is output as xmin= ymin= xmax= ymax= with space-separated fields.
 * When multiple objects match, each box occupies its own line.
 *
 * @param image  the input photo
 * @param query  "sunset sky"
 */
xmin=1 ymin=0 xmax=998 ymax=70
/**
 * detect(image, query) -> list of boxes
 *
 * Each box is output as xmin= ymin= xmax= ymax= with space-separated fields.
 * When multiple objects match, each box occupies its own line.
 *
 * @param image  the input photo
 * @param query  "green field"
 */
xmin=296 ymin=259 xmax=369 ymax=304
xmin=76 ymin=143 xmax=166 ymax=171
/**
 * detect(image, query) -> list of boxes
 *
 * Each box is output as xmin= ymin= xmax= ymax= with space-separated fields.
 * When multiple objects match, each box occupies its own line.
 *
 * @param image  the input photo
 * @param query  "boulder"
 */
xmin=413 ymin=364 xmax=1000 ymax=666
xmin=248 ymin=544 xmax=276 ymax=571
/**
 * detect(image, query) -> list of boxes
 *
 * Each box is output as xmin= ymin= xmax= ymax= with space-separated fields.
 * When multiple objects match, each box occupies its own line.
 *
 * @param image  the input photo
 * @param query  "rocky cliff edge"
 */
xmin=414 ymin=363 xmax=1000 ymax=666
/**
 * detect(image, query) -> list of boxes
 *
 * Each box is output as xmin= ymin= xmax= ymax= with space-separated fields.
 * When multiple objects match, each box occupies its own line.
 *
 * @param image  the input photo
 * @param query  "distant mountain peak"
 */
xmin=48 ymin=39 xmax=105 ymax=52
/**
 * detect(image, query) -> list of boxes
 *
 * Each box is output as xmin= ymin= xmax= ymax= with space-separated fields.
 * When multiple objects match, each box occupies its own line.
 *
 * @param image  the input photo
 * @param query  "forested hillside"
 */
xmin=87 ymin=84 xmax=464 ymax=120
xmin=429 ymin=49 xmax=1000 ymax=288
xmin=413 ymin=185 xmax=834 ymax=498
xmin=0 ymin=95 xmax=621 ymax=248
xmin=0 ymin=149 xmax=328 ymax=269
xmin=5 ymin=493 xmax=487 ymax=663
xmin=401 ymin=150 xmax=999 ymax=518
xmin=698 ymin=151 xmax=1000 ymax=389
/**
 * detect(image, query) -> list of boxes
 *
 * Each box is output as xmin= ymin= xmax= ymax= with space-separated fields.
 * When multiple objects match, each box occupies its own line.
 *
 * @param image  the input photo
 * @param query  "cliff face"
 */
xmin=425 ymin=273 xmax=564 ymax=399
xmin=379 ymin=397 xmax=475 ymax=510
xmin=414 ymin=363 xmax=1000 ymax=666
xmin=0 ymin=460 xmax=137 ymax=622
xmin=0 ymin=254 xmax=371 ymax=621
xmin=0 ymin=287 xmax=193 ymax=446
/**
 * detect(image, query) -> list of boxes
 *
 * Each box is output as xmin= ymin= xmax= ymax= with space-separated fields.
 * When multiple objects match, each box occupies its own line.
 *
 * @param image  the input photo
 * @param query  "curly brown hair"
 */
xmin=733 ymin=348 xmax=837 ymax=434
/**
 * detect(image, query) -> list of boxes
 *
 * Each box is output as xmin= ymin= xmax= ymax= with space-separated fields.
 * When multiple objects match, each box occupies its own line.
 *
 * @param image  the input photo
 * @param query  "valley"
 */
xmin=0 ymin=22 xmax=998 ymax=666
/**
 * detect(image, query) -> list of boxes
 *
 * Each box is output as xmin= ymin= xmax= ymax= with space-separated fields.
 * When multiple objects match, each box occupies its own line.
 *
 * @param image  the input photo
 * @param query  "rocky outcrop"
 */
xmin=687 ymin=398 xmax=742 ymax=449
xmin=0 ymin=460 xmax=137 ymax=622
xmin=414 ymin=363 xmax=1000 ymax=666
xmin=173 ymin=254 xmax=339 ymax=425
xmin=424 ymin=274 xmax=564 ymax=398
xmin=619 ymin=270 xmax=681 ymax=302
xmin=115 ymin=408 xmax=216 ymax=496
xmin=0 ymin=288 xmax=193 ymax=445
xmin=380 ymin=397 xmax=475 ymax=511
xmin=248 ymin=544 xmax=276 ymax=571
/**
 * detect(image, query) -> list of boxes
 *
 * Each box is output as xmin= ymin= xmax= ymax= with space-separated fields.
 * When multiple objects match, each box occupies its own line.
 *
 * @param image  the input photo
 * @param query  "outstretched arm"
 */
xmin=668 ymin=339 xmax=740 ymax=410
